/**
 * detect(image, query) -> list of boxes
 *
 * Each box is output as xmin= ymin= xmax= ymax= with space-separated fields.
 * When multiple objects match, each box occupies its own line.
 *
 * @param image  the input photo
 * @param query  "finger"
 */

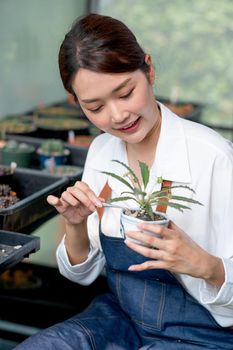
xmin=47 ymin=195 xmax=70 ymax=216
xmin=61 ymin=190 xmax=83 ymax=207
xmin=74 ymin=182 xmax=102 ymax=207
xmin=47 ymin=195 xmax=62 ymax=206
xmin=66 ymin=187 xmax=97 ymax=211
xmin=128 ymin=260 xmax=167 ymax=271
xmin=138 ymin=222 xmax=179 ymax=241
xmin=125 ymin=230 xmax=165 ymax=250
xmin=124 ymin=238 xmax=167 ymax=261
xmin=169 ymin=220 xmax=179 ymax=230
xmin=137 ymin=222 xmax=170 ymax=238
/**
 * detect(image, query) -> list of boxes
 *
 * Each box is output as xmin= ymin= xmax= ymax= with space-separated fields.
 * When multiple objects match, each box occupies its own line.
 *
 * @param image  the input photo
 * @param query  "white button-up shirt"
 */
xmin=57 ymin=103 xmax=233 ymax=327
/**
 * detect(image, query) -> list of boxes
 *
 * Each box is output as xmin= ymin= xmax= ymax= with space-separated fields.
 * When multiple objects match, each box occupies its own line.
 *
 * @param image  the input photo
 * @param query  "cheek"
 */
xmin=130 ymin=87 xmax=153 ymax=114
xmin=128 ymin=98 xmax=149 ymax=117
xmin=84 ymin=112 xmax=109 ymax=130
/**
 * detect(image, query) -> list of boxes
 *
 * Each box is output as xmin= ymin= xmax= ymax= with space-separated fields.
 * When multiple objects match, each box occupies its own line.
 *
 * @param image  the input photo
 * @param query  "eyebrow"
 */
xmin=80 ymin=78 xmax=132 ymax=103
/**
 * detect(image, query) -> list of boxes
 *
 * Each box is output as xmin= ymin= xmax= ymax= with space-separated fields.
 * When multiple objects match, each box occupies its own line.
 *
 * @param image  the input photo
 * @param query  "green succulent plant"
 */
xmin=39 ymin=139 xmax=65 ymax=155
xmin=101 ymin=160 xmax=203 ymax=220
xmin=3 ymin=140 xmax=35 ymax=154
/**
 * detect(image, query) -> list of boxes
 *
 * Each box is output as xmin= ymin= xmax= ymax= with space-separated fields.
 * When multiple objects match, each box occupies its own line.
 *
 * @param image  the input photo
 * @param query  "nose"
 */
xmin=108 ymin=102 xmax=129 ymax=123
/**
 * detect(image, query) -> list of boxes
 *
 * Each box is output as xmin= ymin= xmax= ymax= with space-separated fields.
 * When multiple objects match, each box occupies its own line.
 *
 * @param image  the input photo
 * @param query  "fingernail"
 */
xmin=128 ymin=266 xmax=136 ymax=271
xmin=95 ymin=199 xmax=103 ymax=207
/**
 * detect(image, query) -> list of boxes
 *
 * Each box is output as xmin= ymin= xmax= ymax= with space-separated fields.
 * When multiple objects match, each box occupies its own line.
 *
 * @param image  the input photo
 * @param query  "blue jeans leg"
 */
xmin=14 ymin=293 xmax=141 ymax=350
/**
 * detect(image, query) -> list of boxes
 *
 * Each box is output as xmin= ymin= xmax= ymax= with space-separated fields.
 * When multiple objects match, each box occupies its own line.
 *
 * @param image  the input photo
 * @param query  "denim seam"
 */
xmin=133 ymin=318 xmax=162 ymax=331
xmin=141 ymin=280 xmax=146 ymax=324
xmin=157 ymin=282 xmax=166 ymax=330
xmin=139 ymin=281 xmax=165 ymax=331
xmin=74 ymin=320 xmax=97 ymax=350
xmin=116 ymin=272 xmax=124 ymax=306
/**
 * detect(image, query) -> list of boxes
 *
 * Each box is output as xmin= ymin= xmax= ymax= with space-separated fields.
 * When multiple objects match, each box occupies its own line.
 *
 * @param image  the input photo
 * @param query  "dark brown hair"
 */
xmin=58 ymin=13 xmax=149 ymax=99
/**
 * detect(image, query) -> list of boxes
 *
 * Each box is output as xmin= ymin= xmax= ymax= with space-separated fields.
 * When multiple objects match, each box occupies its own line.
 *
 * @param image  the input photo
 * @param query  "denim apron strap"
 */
xmin=96 ymin=181 xmax=112 ymax=220
xmin=156 ymin=179 xmax=172 ymax=213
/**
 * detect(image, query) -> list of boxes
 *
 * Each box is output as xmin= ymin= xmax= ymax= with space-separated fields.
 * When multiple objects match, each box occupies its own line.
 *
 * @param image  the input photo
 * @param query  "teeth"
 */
xmin=122 ymin=120 xmax=136 ymax=129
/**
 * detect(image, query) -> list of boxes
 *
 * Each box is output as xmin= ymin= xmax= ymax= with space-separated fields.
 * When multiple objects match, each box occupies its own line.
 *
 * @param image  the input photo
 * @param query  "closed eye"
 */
xmin=120 ymin=89 xmax=134 ymax=99
xmin=88 ymin=106 xmax=103 ymax=113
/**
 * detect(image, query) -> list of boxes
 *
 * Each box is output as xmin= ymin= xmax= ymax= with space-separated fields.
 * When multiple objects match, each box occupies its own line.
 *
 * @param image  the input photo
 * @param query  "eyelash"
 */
xmin=88 ymin=89 xmax=134 ymax=113
xmin=120 ymin=89 xmax=134 ymax=99
xmin=89 ymin=106 xmax=103 ymax=114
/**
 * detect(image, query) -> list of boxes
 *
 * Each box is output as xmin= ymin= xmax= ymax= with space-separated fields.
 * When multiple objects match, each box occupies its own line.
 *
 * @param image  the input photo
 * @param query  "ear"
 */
xmin=144 ymin=54 xmax=155 ymax=85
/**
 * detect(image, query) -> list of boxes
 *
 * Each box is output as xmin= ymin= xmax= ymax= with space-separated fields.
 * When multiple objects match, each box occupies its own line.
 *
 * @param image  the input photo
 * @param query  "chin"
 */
xmin=122 ymin=133 xmax=147 ymax=144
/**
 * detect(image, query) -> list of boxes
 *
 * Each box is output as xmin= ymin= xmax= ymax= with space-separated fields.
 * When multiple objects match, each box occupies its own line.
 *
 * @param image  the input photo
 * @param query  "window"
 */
xmin=0 ymin=0 xmax=86 ymax=117
xmin=97 ymin=0 xmax=233 ymax=139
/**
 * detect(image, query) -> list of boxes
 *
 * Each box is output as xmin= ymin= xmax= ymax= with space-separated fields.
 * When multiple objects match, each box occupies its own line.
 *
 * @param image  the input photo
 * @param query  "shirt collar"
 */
xmin=155 ymin=102 xmax=191 ymax=183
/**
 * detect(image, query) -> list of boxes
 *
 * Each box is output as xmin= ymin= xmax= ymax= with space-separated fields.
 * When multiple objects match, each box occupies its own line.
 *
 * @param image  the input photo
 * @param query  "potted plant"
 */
xmin=0 ymin=117 xmax=37 ymax=136
xmin=1 ymin=140 xmax=35 ymax=168
xmin=101 ymin=160 xmax=202 ymax=243
xmin=37 ymin=139 xmax=70 ymax=168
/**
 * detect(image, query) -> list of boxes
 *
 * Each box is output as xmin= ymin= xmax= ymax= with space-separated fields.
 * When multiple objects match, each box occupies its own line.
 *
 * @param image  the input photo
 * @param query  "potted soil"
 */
xmin=0 ymin=164 xmax=16 ymax=183
xmin=0 ymin=184 xmax=20 ymax=209
xmin=37 ymin=139 xmax=70 ymax=168
xmin=102 ymin=160 xmax=202 ymax=244
xmin=2 ymin=140 xmax=35 ymax=168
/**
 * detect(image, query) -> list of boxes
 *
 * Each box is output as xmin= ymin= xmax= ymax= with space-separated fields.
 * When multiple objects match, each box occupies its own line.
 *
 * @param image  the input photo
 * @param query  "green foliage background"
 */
xmin=99 ymin=0 xmax=233 ymax=128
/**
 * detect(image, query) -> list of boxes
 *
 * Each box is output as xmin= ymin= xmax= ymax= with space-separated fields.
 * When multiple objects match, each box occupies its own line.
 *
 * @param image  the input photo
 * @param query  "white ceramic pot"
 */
xmin=120 ymin=210 xmax=169 ymax=245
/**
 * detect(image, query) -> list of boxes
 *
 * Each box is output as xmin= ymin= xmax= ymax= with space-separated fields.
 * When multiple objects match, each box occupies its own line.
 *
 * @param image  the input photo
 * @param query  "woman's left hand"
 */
xmin=124 ymin=221 xmax=225 ymax=286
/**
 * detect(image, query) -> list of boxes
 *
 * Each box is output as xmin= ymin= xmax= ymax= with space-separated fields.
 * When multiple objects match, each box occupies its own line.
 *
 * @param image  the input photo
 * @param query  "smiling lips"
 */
xmin=118 ymin=117 xmax=141 ymax=133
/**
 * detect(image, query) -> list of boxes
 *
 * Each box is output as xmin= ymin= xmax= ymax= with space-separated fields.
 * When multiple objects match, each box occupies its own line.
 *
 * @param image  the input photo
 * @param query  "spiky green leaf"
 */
xmin=154 ymin=200 xmax=191 ymax=212
xmin=138 ymin=161 xmax=150 ymax=189
xmin=134 ymin=188 xmax=147 ymax=196
xmin=144 ymin=203 xmax=154 ymax=220
xmin=169 ymin=195 xmax=203 ymax=206
xmin=107 ymin=196 xmax=137 ymax=203
xmin=121 ymin=189 xmax=146 ymax=196
xmin=162 ymin=185 xmax=196 ymax=194
xmin=112 ymin=160 xmax=141 ymax=188
xmin=150 ymin=190 xmax=169 ymax=198
xmin=101 ymin=171 xmax=134 ymax=191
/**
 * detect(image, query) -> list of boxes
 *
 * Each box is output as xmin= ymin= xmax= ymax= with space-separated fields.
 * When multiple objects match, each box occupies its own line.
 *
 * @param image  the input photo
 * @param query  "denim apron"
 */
xmin=15 ymin=183 xmax=233 ymax=350
xmin=15 ymin=231 xmax=233 ymax=350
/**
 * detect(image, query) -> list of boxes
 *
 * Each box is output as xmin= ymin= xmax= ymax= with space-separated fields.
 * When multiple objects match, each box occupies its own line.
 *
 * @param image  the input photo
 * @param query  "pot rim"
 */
xmin=121 ymin=209 xmax=169 ymax=224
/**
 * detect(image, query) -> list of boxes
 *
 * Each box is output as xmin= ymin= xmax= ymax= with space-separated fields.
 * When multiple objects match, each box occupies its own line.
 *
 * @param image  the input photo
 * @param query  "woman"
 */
xmin=15 ymin=13 xmax=233 ymax=350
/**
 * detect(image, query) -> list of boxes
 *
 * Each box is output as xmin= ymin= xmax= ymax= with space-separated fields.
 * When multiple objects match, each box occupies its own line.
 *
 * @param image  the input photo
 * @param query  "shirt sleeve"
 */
xmin=56 ymin=235 xmax=105 ymax=286
xmin=199 ymin=149 xmax=233 ymax=308
xmin=56 ymin=136 xmax=108 ymax=285
xmin=200 ymin=258 xmax=233 ymax=307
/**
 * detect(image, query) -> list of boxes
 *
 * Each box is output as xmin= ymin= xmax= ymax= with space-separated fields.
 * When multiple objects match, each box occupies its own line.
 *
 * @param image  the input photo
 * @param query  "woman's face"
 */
xmin=72 ymin=67 xmax=158 ymax=144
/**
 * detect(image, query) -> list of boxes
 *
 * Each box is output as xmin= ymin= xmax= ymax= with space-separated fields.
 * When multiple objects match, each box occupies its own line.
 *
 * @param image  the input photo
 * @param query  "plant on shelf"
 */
xmin=39 ymin=139 xmax=66 ymax=155
xmin=37 ymin=139 xmax=70 ymax=168
xmin=2 ymin=140 xmax=35 ymax=168
xmin=101 ymin=160 xmax=203 ymax=232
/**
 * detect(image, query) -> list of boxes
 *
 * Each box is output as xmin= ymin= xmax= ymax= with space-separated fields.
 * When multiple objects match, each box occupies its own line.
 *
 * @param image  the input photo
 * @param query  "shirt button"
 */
xmin=176 ymin=339 xmax=182 ymax=343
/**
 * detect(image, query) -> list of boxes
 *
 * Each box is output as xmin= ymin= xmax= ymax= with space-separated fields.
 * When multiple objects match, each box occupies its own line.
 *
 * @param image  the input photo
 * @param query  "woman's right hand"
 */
xmin=47 ymin=181 xmax=102 ymax=225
